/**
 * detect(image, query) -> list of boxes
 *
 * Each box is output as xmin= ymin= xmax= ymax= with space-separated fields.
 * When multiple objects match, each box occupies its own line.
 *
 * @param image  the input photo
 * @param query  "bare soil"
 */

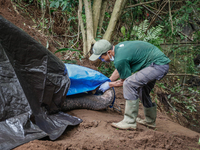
xmin=13 ymin=88 xmax=200 ymax=150
xmin=1 ymin=1 xmax=200 ymax=150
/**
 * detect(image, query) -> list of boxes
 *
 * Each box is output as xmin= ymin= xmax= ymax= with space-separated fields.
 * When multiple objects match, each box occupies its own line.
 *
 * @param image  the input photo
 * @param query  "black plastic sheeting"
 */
xmin=0 ymin=15 xmax=82 ymax=150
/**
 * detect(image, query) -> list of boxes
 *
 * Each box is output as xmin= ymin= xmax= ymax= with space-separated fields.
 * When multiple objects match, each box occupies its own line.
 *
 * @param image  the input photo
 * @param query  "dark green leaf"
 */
xmin=55 ymin=48 xmax=81 ymax=53
xmin=55 ymin=1 xmax=60 ymax=8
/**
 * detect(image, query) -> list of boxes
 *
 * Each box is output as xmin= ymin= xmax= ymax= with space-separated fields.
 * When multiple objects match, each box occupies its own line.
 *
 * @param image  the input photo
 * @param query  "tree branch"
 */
xmin=78 ymin=0 xmax=87 ymax=55
xmin=92 ymin=0 xmax=102 ymax=38
xmin=103 ymin=0 xmax=128 ymax=41
xmin=146 ymin=0 xmax=168 ymax=31
xmin=142 ymin=5 xmax=163 ymax=20
xmin=126 ymin=0 xmax=161 ymax=8
xmin=168 ymin=0 xmax=173 ymax=33
xmin=166 ymin=73 xmax=200 ymax=78
xmin=84 ymin=0 xmax=95 ymax=56
xmin=98 ymin=0 xmax=108 ymax=34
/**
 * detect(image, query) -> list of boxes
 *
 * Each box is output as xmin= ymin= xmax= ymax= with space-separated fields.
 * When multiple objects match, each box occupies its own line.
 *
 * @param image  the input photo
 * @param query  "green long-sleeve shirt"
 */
xmin=114 ymin=41 xmax=171 ymax=79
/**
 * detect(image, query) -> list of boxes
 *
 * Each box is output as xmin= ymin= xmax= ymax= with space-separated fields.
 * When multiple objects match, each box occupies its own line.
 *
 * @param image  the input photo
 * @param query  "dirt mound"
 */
xmin=1 ymin=1 xmax=200 ymax=150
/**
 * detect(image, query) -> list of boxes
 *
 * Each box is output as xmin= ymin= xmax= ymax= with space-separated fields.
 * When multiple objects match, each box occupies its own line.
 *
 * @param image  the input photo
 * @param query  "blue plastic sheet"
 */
xmin=65 ymin=64 xmax=110 ymax=95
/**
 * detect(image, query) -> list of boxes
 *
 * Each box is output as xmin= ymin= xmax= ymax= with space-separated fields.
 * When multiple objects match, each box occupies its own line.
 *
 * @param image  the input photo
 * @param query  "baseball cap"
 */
xmin=89 ymin=39 xmax=112 ymax=61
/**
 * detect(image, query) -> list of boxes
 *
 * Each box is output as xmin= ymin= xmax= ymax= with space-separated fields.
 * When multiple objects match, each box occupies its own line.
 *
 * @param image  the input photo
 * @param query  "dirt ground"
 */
xmin=1 ymin=1 xmax=200 ymax=149
xmin=13 ymin=88 xmax=200 ymax=150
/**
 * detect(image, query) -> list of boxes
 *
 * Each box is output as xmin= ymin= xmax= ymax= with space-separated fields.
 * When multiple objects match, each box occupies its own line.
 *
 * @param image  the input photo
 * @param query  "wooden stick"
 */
xmin=142 ymin=5 xmax=163 ymax=20
xmin=144 ymin=4 xmax=168 ymax=14
xmin=146 ymin=0 xmax=168 ymax=31
xmin=126 ymin=0 xmax=161 ymax=8
xmin=166 ymin=73 xmax=200 ymax=78
xmin=161 ymin=42 xmax=200 ymax=45
xmin=168 ymin=0 xmax=174 ymax=33
xmin=145 ymin=4 xmax=182 ymax=14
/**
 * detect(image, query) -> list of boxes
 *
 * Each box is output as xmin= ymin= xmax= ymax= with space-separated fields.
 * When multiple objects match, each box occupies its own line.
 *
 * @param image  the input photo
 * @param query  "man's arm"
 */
xmin=109 ymin=79 xmax=125 ymax=87
xmin=109 ymin=69 xmax=120 ymax=81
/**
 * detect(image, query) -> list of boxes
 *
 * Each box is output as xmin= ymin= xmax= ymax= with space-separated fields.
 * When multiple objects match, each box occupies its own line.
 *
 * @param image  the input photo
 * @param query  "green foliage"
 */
xmin=193 ymin=30 xmax=200 ymax=42
xmin=22 ymin=0 xmax=34 ymax=3
xmin=130 ymin=20 xmax=164 ymax=48
xmin=37 ymin=18 xmax=49 ymax=30
xmin=98 ymin=62 xmax=115 ymax=77
xmin=186 ymin=54 xmax=196 ymax=74
xmin=156 ymin=78 xmax=200 ymax=132
xmin=160 ymin=0 xmax=200 ymax=43
xmin=123 ymin=4 xmax=144 ymax=22
xmin=62 ymin=59 xmax=77 ymax=64
xmin=168 ymin=82 xmax=198 ymax=113
xmin=81 ymin=14 xmax=86 ymax=22
xmin=121 ymin=26 xmax=126 ymax=37
xmin=169 ymin=45 xmax=200 ymax=74
xmin=105 ymin=12 xmax=111 ymax=18
xmin=156 ymin=82 xmax=166 ymax=89
xmin=95 ymin=32 xmax=103 ymax=42
xmin=49 ymin=0 xmax=78 ymax=11
xmin=120 ymin=20 xmax=164 ymax=48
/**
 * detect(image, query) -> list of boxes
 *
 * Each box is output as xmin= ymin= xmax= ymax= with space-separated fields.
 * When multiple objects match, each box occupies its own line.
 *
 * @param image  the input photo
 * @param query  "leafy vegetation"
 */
xmin=98 ymin=62 xmax=115 ymax=77
xmin=132 ymin=20 xmax=164 ymax=48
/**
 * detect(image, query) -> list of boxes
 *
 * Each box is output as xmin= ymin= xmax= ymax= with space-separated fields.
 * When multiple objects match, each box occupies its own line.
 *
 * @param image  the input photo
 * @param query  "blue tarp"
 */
xmin=65 ymin=64 xmax=110 ymax=96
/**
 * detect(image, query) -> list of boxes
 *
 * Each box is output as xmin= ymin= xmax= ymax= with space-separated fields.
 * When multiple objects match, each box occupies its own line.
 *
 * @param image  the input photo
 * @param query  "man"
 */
xmin=89 ymin=39 xmax=170 ymax=130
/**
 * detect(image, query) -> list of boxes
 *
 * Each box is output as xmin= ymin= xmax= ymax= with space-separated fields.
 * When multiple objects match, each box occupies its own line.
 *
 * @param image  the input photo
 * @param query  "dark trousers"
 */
xmin=123 ymin=63 xmax=169 ymax=108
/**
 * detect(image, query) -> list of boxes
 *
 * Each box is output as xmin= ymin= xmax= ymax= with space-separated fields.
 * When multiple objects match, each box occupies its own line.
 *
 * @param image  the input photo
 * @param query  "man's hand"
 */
xmin=99 ymin=81 xmax=110 ymax=92
xmin=109 ymin=79 xmax=124 ymax=87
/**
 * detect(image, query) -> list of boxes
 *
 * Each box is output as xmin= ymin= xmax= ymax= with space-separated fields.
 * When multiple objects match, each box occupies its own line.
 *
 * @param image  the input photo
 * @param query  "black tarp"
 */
xmin=0 ymin=15 xmax=82 ymax=150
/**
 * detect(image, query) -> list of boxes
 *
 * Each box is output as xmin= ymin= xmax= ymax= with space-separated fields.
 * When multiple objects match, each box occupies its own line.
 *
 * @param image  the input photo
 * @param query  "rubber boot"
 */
xmin=136 ymin=103 xmax=157 ymax=128
xmin=111 ymin=99 xmax=139 ymax=130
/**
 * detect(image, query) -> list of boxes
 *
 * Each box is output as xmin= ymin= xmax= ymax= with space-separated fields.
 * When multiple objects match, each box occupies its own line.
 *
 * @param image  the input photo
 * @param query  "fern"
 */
xmin=131 ymin=20 xmax=164 ymax=47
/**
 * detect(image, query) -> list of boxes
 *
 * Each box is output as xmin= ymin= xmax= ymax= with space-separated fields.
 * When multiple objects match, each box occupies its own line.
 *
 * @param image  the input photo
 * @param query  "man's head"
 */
xmin=89 ymin=39 xmax=114 ymax=62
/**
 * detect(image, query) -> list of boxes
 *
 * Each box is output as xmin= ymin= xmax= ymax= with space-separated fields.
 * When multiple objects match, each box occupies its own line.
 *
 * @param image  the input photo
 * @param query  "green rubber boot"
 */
xmin=136 ymin=103 xmax=157 ymax=128
xmin=111 ymin=99 xmax=139 ymax=130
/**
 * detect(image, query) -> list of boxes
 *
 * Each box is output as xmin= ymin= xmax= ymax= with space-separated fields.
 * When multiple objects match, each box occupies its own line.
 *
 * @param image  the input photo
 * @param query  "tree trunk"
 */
xmin=98 ymin=0 xmax=108 ymax=34
xmin=80 ymin=0 xmax=128 ymax=56
xmin=83 ymin=0 xmax=95 ymax=56
xmin=78 ymin=0 xmax=87 ymax=55
xmin=92 ymin=0 xmax=102 ymax=38
xmin=103 ymin=0 xmax=128 ymax=42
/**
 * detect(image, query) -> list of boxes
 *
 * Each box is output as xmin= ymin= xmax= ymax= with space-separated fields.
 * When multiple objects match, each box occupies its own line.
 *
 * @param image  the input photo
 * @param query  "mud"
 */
xmin=14 ymin=102 xmax=200 ymax=150
xmin=1 ymin=1 xmax=200 ymax=150
xmin=12 ymin=87 xmax=200 ymax=150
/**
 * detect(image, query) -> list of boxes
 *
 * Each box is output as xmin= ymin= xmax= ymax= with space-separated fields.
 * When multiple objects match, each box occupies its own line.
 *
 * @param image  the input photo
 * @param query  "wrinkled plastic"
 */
xmin=0 ymin=15 xmax=82 ymax=150
xmin=65 ymin=64 xmax=110 ymax=95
